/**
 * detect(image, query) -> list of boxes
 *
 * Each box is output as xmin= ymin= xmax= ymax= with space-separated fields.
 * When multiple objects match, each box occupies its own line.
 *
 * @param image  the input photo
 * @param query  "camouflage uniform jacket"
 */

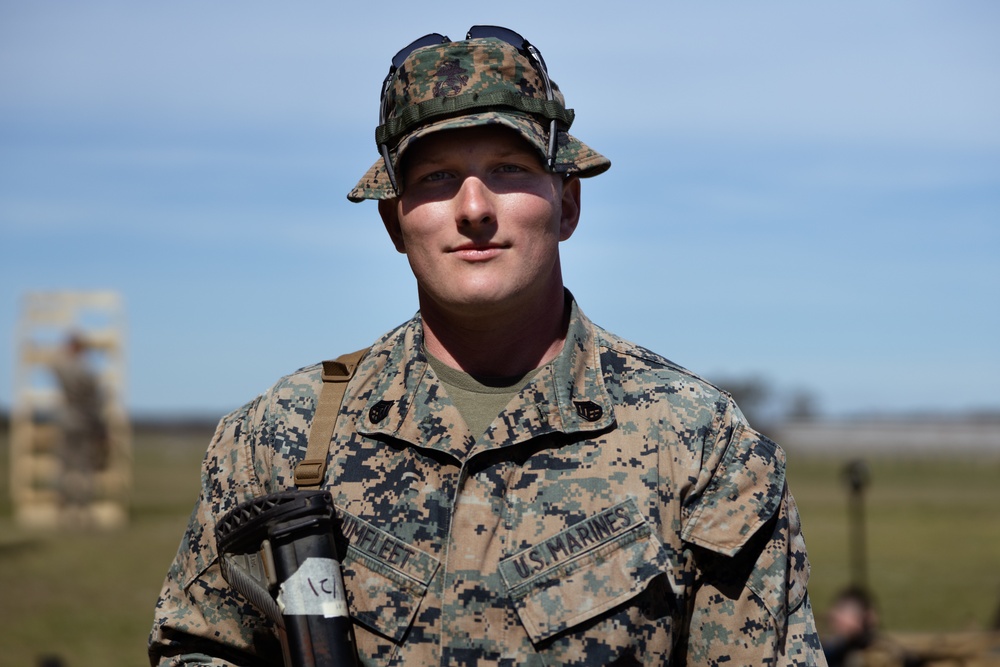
xmin=150 ymin=298 xmax=826 ymax=666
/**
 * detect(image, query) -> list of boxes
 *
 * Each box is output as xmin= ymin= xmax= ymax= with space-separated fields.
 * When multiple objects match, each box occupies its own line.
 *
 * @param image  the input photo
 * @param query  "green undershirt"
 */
xmin=425 ymin=349 xmax=541 ymax=438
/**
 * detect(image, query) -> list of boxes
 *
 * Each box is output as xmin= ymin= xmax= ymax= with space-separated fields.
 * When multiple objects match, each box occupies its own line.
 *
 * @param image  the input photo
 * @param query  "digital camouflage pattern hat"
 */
xmin=347 ymin=29 xmax=611 ymax=202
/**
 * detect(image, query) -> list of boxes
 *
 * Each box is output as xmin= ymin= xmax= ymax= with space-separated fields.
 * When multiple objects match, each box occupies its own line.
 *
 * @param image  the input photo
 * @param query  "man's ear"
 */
xmin=558 ymin=176 xmax=582 ymax=242
xmin=379 ymin=199 xmax=407 ymax=253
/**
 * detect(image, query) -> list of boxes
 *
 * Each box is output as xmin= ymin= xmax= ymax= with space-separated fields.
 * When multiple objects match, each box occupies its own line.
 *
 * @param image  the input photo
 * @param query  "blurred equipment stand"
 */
xmin=9 ymin=291 xmax=131 ymax=529
xmin=842 ymin=459 xmax=870 ymax=592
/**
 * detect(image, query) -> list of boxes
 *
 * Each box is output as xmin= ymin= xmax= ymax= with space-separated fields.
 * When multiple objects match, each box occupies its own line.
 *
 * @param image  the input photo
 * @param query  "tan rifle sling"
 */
xmin=293 ymin=348 xmax=370 ymax=489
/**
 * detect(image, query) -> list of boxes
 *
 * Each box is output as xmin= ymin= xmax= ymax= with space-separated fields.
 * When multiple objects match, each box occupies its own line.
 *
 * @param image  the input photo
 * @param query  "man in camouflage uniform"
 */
xmin=150 ymin=27 xmax=827 ymax=666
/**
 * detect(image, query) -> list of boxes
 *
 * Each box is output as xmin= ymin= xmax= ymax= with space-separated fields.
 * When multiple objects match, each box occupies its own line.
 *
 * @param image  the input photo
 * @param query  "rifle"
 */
xmin=216 ymin=489 xmax=359 ymax=667
xmin=216 ymin=350 xmax=367 ymax=666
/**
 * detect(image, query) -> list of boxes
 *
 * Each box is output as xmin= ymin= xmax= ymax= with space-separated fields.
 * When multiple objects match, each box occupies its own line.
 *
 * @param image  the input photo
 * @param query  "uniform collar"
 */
xmin=356 ymin=294 xmax=616 ymax=463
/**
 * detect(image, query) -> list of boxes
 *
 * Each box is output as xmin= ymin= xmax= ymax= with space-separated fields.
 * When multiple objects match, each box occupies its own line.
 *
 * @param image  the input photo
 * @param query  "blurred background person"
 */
xmin=822 ymin=586 xmax=879 ymax=667
xmin=50 ymin=332 xmax=109 ymax=526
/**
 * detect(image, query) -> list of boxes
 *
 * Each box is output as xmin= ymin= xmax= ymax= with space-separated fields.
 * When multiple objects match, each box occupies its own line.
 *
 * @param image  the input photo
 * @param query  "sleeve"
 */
xmin=678 ymin=399 xmax=827 ymax=666
xmin=147 ymin=396 xmax=284 ymax=667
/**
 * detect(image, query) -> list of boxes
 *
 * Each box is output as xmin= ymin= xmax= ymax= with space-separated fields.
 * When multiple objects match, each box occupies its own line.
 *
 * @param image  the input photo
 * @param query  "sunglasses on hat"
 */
xmin=377 ymin=26 xmax=560 ymax=194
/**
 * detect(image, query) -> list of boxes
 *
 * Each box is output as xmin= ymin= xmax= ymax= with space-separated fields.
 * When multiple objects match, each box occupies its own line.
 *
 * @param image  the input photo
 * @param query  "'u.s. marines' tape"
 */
xmin=499 ymin=498 xmax=647 ymax=584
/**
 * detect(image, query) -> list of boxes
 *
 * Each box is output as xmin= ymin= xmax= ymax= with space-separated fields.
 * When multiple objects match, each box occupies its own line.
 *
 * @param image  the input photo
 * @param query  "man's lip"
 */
xmin=449 ymin=242 xmax=507 ymax=253
xmin=449 ymin=243 xmax=507 ymax=261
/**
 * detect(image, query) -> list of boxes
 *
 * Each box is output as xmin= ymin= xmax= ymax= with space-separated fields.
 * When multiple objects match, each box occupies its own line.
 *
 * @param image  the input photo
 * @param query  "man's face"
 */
xmin=379 ymin=125 xmax=581 ymax=320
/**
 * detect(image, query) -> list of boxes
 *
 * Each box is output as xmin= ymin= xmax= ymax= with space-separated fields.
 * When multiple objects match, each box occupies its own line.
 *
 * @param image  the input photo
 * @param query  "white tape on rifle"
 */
xmin=276 ymin=557 xmax=349 ymax=618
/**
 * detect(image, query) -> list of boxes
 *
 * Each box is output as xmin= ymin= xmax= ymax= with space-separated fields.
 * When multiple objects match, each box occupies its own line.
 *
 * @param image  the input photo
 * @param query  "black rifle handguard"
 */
xmin=216 ymin=490 xmax=358 ymax=667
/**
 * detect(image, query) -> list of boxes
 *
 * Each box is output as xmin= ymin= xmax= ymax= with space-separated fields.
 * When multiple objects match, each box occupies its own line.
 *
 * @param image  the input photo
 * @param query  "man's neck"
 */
xmin=419 ymin=288 xmax=569 ymax=378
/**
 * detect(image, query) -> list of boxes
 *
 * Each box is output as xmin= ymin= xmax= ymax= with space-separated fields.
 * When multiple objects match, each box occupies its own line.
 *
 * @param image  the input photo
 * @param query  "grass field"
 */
xmin=1 ymin=426 xmax=998 ymax=667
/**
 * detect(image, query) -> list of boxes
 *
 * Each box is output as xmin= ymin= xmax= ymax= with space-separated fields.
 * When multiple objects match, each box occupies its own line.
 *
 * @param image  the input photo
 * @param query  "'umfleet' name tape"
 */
xmin=340 ymin=513 xmax=417 ymax=568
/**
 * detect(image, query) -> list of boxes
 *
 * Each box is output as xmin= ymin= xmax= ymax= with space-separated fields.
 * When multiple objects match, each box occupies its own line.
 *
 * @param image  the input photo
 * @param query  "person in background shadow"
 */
xmin=823 ymin=586 xmax=879 ymax=667
xmin=50 ymin=332 xmax=108 ymax=526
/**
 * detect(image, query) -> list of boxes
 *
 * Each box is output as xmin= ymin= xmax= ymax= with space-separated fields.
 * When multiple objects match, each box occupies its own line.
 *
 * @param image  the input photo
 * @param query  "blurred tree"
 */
xmin=713 ymin=376 xmax=774 ymax=433
xmin=712 ymin=377 xmax=820 ymax=436
xmin=787 ymin=388 xmax=818 ymax=421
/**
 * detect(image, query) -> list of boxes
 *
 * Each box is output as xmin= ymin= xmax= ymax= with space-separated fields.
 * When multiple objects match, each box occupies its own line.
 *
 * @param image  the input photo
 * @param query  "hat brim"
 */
xmin=347 ymin=111 xmax=609 ymax=202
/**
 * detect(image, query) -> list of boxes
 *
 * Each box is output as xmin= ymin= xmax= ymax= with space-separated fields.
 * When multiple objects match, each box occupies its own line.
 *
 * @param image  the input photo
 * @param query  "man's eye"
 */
xmin=422 ymin=171 xmax=450 ymax=182
xmin=496 ymin=164 xmax=525 ymax=174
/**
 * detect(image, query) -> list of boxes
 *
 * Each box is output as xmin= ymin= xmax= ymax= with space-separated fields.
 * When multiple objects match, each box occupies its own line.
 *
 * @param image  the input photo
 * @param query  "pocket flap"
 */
xmin=336 ymin=509 xmax=439 ymax=642
xmin=499 ymin=499 xmax=671 ymax=643
xmin=682 ymin=423 xmax=786 ymax=557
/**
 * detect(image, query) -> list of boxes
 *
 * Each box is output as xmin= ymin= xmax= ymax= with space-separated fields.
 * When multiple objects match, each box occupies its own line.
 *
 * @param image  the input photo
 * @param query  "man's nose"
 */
xmin=455 ymin=176 xmax=496 ymax=227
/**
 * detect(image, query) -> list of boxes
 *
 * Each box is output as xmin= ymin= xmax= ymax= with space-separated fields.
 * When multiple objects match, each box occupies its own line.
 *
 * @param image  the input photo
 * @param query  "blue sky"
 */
xmin=1 ymin=2 xmax=997 ymax=418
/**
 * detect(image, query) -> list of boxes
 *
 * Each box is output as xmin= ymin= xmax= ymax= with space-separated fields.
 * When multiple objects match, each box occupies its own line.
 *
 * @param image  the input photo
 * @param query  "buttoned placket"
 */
xmin=352 ymin=309 xmax=617 ymax=664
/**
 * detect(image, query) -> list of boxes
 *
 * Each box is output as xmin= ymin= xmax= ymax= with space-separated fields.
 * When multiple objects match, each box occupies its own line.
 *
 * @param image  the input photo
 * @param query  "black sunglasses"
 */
xmin=377 ymin=26 xmax=559 ymax=194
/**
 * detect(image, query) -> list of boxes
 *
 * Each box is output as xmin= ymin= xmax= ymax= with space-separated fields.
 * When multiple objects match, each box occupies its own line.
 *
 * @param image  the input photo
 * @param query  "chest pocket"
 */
xmin=498 ymin=498 xmax=672 ymax=643
xmin=335 ymin=507 xmax=440 ymax=644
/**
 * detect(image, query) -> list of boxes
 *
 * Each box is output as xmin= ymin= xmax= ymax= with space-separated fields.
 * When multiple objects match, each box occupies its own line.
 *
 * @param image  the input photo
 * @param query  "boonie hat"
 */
xmin=347 ymin=26 xmax=610 ymax=202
